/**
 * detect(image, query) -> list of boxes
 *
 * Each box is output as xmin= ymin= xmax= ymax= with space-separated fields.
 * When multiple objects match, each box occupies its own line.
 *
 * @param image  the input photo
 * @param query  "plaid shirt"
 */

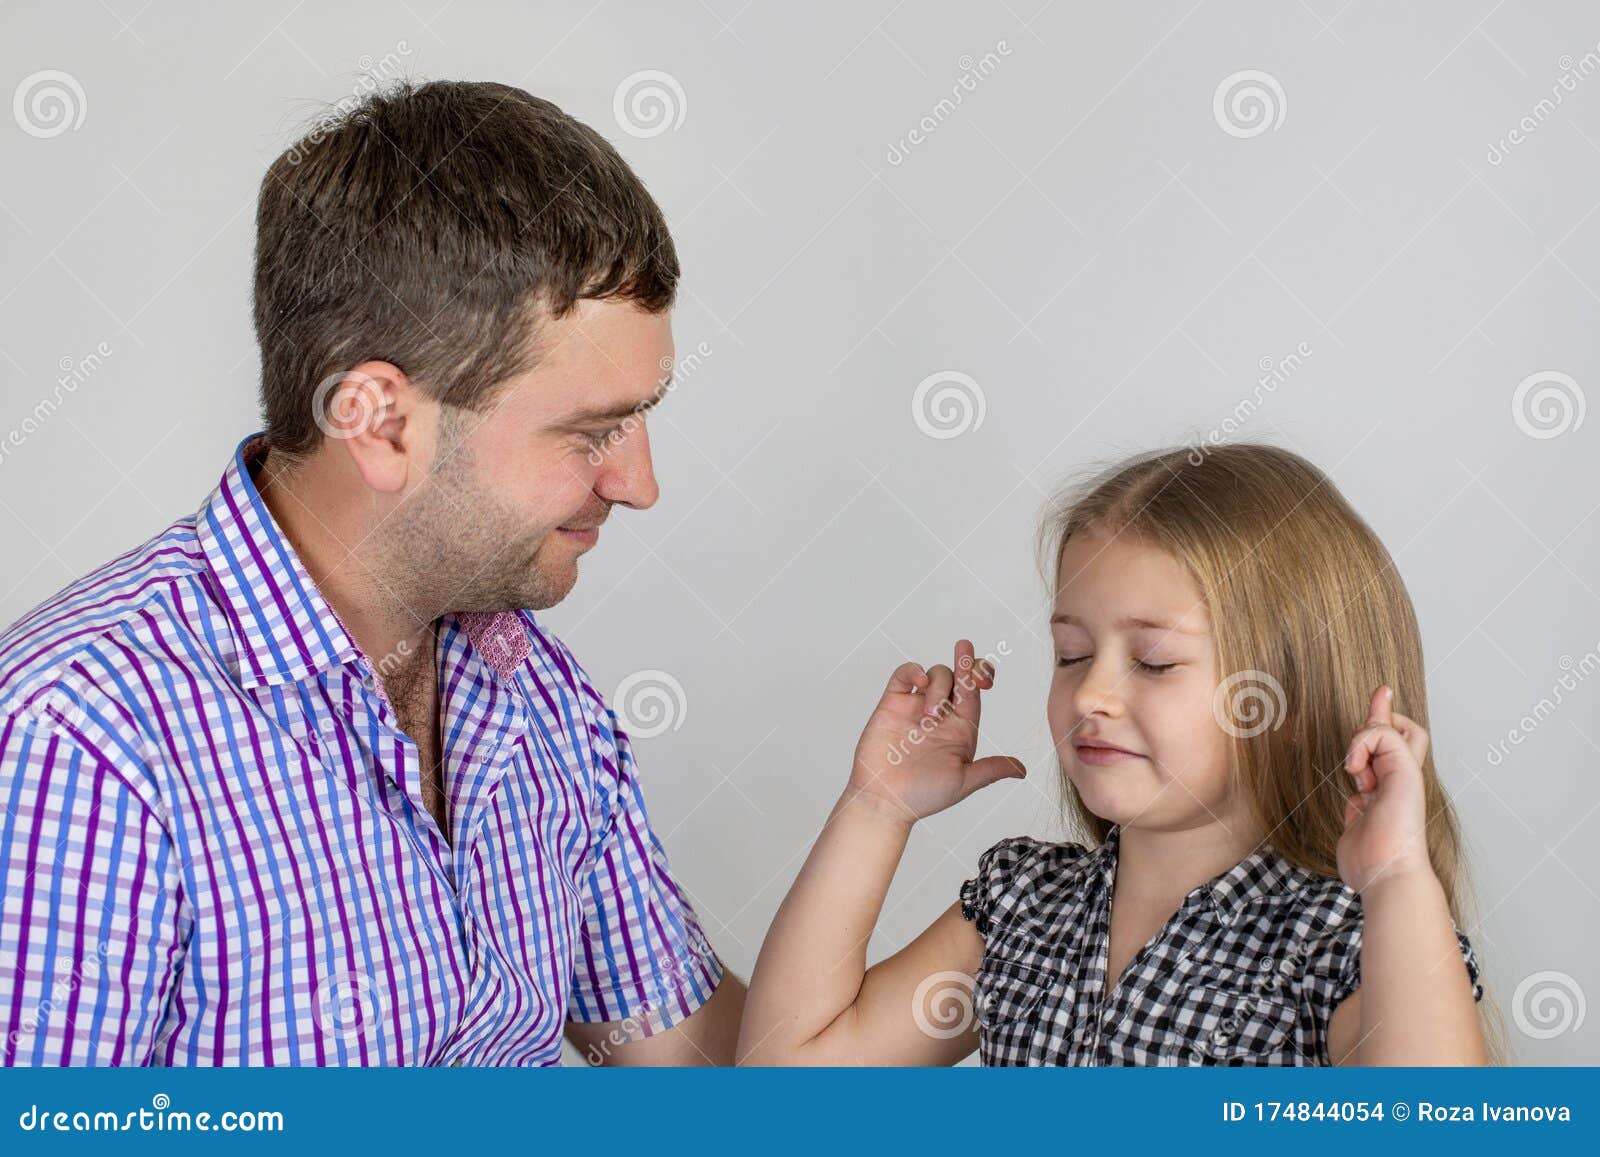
xmin=960 ymin=824 xmax=1483 ymax=1066
xmin=0 ymin=432 xmax=721 ymax=1066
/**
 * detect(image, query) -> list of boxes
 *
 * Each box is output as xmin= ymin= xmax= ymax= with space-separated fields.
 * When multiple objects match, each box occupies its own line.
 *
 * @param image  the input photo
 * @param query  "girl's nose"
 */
xmin=1071 ymin=661 xmax=1126 ymax=719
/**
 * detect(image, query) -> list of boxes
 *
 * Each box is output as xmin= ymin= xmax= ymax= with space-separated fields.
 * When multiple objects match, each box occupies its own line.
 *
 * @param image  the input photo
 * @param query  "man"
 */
xmin=0 ymin=80 xmax=743 ymax=1065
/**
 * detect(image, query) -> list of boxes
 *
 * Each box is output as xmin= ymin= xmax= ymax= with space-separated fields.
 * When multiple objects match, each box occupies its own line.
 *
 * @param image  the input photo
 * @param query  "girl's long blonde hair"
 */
xmin=1038 ymin=442 xmax=1505 ymax=1062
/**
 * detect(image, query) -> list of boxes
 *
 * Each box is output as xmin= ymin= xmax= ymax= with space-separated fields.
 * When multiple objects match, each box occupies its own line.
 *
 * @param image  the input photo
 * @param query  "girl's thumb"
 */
xmin=967 ymin=756 xmax=1028 ymax=791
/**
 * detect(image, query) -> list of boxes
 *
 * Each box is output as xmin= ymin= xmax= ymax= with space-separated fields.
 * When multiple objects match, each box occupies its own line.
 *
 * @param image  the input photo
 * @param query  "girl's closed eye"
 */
xmin=1135 ymin=658 xmax=1179 ymax=673
xmin=1055 ymin=654 xmax=1179 ymax=674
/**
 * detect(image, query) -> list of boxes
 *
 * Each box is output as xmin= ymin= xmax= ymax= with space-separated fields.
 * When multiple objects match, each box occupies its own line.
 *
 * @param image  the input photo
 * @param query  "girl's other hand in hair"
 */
xmin=1337 ymin=685 xmax=1436 ymax=895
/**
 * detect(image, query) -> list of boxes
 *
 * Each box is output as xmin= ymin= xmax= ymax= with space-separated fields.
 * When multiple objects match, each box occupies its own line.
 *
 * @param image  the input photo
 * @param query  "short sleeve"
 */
xmin=1315 ymin=914 xmax=1485 ymax=1012
xmin=960 ymin=836 xmax=1053 ymax=939
xmin=0 ymin=721 xmax=185 ymax=1065
xmin=566 ymin=691 xmax=723 ymax=1037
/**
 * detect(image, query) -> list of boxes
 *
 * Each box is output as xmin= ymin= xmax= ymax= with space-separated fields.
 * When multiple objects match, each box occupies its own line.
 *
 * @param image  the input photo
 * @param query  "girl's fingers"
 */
xmin=887 ymin=639 xmax=998 ymax=725
xmin=1344 ymin=732 xmax=1382 ymax=796
xmin=1365 ymin=684 xmax=1394 ymax=728
xmin=1391 ymin=710 xmax=1429 ymax=767
xmin=923 ymin=663 xmax=955 ymax=717
xmin=961 ymin=755 xmax=1027 ymax=796
xmin=1346 ymin=720 xmax=1415 ymax=795
xmin=951 ymin=639 xmax=993 ymax=727
xmin=1346 ymin=687 xmax=1406 ymax=794
xmin=1344 ymin=726 xmax=1370 ymax=776
xmin=1344 ymin=727 xmax=1383 ymax=794
xmin=884 ymin=661 xmax=929 ymax=696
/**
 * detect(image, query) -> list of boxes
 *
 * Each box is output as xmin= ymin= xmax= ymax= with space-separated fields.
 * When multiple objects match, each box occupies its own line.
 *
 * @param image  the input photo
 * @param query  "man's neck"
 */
xmin=255 ymin=447 xmax=440 ymax=680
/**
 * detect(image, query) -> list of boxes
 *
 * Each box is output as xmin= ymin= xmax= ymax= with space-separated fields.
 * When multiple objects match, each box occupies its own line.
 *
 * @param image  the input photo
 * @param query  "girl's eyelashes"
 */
xmin=1054 ymin=655 xmax=1179 ymax=674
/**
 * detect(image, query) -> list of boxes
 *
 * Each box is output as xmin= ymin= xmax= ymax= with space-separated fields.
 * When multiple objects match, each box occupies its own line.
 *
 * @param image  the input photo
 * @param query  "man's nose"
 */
xmin=597 ymin=423 xmax=659 ymax=511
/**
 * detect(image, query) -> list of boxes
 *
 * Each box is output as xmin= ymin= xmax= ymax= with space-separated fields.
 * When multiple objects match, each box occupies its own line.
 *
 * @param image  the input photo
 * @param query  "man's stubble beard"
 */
xmin=378 ymin=420 xmax=576 ymax=618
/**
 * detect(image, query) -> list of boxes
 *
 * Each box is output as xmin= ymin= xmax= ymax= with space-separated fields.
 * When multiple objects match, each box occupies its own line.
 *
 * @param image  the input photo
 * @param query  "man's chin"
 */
xmin=519 ymin=557 xmax=579 ymax=611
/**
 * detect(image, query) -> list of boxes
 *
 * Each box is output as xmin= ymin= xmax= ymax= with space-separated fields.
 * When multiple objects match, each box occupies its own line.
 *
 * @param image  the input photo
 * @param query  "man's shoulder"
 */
xmin=0 ymin=515 xmax=215 ymax=725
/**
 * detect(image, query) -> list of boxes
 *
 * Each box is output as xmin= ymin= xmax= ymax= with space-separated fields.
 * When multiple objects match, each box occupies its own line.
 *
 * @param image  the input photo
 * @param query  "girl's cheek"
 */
xmin=1045 ymin=687 xmax=1074 ymax=748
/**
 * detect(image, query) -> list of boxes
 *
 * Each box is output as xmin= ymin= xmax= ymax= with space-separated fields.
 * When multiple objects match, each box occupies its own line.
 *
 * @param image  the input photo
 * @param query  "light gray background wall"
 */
xmin=2 ymin=1 xmax=1596 ymax=1064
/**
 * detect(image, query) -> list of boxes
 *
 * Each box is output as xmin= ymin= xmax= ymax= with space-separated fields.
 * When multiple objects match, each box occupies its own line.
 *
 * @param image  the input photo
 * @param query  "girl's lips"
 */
xmin=1073 ymin=741 xmax=1145 ymax=766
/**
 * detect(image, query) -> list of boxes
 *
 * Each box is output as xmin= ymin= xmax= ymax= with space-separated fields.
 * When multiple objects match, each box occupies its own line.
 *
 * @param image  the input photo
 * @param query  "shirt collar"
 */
xmin=1097 ymin=823 xmax=1315 ymax=924
xmin=197 ymin=431 xmax=532 ymax=690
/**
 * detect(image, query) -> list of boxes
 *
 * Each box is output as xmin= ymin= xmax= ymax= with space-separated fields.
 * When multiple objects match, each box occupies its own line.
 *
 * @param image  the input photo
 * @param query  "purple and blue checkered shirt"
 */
xmin=0 ymin=432 xmax=721 ymax=1065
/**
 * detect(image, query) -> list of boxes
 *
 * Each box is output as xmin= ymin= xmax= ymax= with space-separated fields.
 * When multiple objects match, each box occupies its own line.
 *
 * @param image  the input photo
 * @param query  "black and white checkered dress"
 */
xmin=959 ymin=824 xmax=1484 ymax=1066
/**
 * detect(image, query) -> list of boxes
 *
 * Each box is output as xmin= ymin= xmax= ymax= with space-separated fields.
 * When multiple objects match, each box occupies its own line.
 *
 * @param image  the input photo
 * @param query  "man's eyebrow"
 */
xmin=1050 ymin=612 xmax=1208 ymax=635
xmin=555 ymin=374 xmax=673 ymax=425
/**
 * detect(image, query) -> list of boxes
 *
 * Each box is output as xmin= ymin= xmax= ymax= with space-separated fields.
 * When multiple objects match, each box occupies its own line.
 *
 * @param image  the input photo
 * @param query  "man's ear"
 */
xmin=314 ymin=361 xmax=425 ymax=495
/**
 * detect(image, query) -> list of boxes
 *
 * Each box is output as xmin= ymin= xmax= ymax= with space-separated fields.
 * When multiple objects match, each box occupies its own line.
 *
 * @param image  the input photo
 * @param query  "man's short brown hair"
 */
xmin=253 ymin=79 xmax=679 ymax=461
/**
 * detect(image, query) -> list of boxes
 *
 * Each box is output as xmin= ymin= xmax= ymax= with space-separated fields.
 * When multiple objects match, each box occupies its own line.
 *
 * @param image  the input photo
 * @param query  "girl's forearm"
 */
xmin=1356 ymin=869 xmax=1488 ymax=1064
xmin=736 ymin=787 xmax=913 ymax=1063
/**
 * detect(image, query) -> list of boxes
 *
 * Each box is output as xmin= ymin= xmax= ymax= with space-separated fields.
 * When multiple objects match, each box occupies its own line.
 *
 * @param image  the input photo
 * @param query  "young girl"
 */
xmin=739 ymin=444 xmax=1497 ymax=1066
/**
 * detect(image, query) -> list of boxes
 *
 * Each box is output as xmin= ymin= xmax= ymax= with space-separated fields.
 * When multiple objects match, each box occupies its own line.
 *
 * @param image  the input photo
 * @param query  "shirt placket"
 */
xmin=346 ymin=657 xmax=457 ymax=888
xmin=1089 ymin=894 xmax=1206 ymax=1065
xmin=435 ymin=626 xmax=528 ymax=874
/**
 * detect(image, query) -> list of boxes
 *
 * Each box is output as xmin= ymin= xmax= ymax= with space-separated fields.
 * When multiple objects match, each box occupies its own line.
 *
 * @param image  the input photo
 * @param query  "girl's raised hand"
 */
xmin=847 ymin=638 xmax=1027 ymax=824
xmin=1336 ymin=685 xmax=1436 ymax=895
